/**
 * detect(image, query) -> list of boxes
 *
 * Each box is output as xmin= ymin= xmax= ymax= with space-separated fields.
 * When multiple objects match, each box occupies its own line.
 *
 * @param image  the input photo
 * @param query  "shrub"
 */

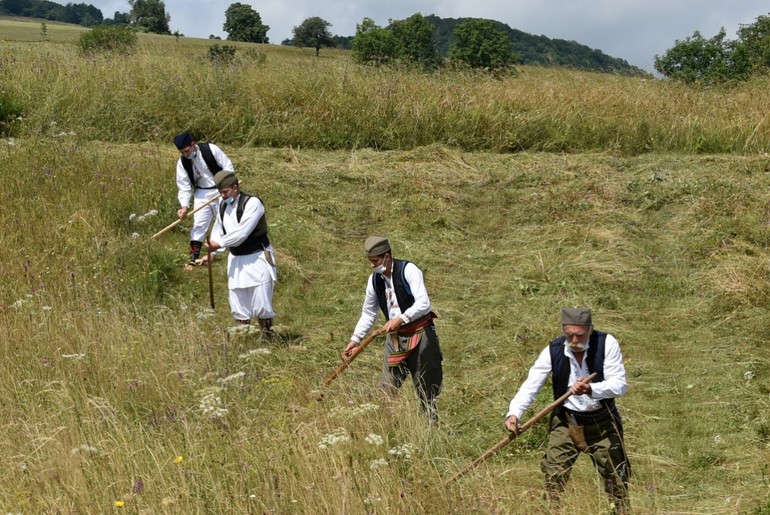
xmin=78 ymin=26 xmax=138 ymax=55
xmin=0 ymin=91 xmax=23 ymax=137
xmin=208 ymin=43 xmax=237 ymax=63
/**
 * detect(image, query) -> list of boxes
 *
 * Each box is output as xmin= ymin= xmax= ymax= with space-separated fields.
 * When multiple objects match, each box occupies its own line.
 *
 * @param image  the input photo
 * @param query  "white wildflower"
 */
xmin=713 ymin=434 xmax=722 ymax=443
xmin=388 ymin=443 xmax=417 ymax=460
xmin=10 ymin=299 xmax=27 ymax=309
xmin=227 ymin=324 xmax=261 ymax=336
xmin=42 ymin=306 xmax=52 ymax=311
xmin=744 ymin=371 xmax=755 ymax=381
xmin=318 ymin=428 xmax=350 ymax=449
xmin=136 ymin=215 xmax=145 ymax=222
xmin=131 ymin=232 xmax=140 ymax=240
xmin=147 ymin=209 xmax=158 ymax=217
xmin=239 ymin=348 xmax=272 ymax=359
xmin=365 ymin=433 xmax=384 ymax=446
xmin=129 ymin=213 xmax=136 ymax=222
xmin=369 ymin=459 xmax=388 ymax=470
xmin=195 ymin=310 xmax=215 ymax=320
xmin=218 ymin=371 xmax=246 ymax=385
xmin=199 ymin=393 xmax=228 ymax=419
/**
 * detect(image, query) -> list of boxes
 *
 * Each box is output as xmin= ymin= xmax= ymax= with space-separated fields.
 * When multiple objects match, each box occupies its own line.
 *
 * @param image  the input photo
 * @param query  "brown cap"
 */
xmin=364 ymin=236 xmax=391 ymax=257
xmin=561 ymin=307 xmax=592 ymax=326
xmin=215 ymin=170 xmax=237 ymax=190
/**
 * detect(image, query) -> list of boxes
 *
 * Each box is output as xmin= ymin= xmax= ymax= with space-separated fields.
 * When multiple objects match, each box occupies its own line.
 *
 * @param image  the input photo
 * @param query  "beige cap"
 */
xmin=364 ymin=236 xmax=391 ymax=257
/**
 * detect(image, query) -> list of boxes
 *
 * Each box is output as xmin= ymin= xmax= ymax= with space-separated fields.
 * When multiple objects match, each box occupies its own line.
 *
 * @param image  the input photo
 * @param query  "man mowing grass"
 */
xmin=505 ymin=307 xmax=630 ymax=514
xmin=344 ymin=236 xmax=443 ymax=423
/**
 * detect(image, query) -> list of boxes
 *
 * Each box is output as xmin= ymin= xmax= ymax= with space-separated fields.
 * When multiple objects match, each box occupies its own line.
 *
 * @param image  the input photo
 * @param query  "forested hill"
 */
xmin=0 ymin=0 xmax=103 ymax=26
xmin=1 ymin=0 xmax=648 ymax=77
xmin=425 ymin=15 xmax=648 ymax=77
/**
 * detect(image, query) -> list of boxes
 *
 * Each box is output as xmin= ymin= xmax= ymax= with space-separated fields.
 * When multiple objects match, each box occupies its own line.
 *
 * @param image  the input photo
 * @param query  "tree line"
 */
xmin=2 ymin=0 xmax=646 ymax=75
xmin=0 ymin=0 xmax=103 ymax=26
xmin=655 ymin=12 xmax=770 ymax=84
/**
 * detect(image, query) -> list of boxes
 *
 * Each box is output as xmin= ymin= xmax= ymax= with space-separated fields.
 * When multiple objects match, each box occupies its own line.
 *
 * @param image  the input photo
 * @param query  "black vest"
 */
xmin=549 ymin=330 xmax=623 ymax=432
xmin=219 ymin=193 xmax=270 ymax=255
xmin=181 ymin=143 xmax=223 ymax=187
xmin=372 ymin=259 xmax=414 ymax=319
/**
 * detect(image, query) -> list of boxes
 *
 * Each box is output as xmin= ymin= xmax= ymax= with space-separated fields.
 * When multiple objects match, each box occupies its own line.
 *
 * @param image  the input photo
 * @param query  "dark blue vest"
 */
xmin=549 ymin=330 xmax=623 ymax=433
xmin=372 ymin=259 xmax=414 ymax=319
xmin=180 ymin=143 xmax=223 ymax=187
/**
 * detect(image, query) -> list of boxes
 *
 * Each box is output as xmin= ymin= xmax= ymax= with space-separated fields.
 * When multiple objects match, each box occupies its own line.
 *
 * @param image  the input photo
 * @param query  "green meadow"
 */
xmin=2 ymin=17 xmax=770 ymax=514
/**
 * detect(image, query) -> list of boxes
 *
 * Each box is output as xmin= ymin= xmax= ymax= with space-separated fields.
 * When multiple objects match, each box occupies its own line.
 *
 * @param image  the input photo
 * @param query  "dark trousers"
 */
xmin=541 ymin=409 xmax=630 ymax=512
xmin=381 ymin=324 xmax=443 ymax=422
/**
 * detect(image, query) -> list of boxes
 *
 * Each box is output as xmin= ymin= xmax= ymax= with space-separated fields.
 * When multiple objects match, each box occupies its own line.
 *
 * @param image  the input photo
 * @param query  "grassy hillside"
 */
xmin=3 ymin=19 xmax=770 ymax=155
xmin=2 ymin=18 xmax=770 ymax=514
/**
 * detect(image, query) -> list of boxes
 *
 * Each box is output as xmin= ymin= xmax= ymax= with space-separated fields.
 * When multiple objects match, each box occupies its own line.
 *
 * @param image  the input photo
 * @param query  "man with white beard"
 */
xmin=504 ymin=307 xmax=630 ymax=514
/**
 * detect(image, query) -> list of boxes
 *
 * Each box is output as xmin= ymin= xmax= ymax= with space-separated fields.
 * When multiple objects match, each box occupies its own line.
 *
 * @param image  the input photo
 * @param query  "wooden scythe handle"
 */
xmin=322 ymin=327 xmax=387 ymax=387
xmin=151 ymin=194 xmax=221 ymax=240
xmin=446 ymin=372 xmax=598 ymax=484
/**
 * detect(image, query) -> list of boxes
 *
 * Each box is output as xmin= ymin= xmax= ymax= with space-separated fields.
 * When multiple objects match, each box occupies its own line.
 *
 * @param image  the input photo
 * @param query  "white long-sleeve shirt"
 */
xmin=175 ymin=143 xmax=234 ymax=208
xmin=349 ymin=262 xmax=431 ymax=343
xmin=505 ymin=333 xmax=627 ymax=420
xmin=210 ymin=194 xmax=274 ymax=289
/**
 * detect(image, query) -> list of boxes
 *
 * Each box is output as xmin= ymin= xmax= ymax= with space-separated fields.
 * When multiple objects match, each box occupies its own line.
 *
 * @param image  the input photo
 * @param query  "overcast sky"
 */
xmin=89 ymin=0 xmax=767 ymax=72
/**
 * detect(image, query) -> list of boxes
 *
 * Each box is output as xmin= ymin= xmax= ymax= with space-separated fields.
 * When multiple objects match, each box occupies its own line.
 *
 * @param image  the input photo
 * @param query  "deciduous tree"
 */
xmin=292 ymin=16 xmax=334 ymax=56
xmin=223 ymin=2 xmax=269 ymax=43
xmin=449 ymin=19 xmax=516 ymax=70
xmin=654 ymin=29 xmax=750 ymax=84
xmin=390 ymin=13 xmax=441 ymax=69
xmin=128 ymin=0 xmax=170 ymax=34
xmin=737 ymin=13 xmax=770 ymax=70
xmin=351 ymin=17 xmax=401 ymax=66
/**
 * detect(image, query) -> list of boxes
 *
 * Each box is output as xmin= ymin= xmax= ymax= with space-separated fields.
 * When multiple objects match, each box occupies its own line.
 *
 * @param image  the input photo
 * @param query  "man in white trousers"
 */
xmin=173 ymin=131 xmax=234 ymax=270
xmin=204 ymin=171 xmax=276 ymax=334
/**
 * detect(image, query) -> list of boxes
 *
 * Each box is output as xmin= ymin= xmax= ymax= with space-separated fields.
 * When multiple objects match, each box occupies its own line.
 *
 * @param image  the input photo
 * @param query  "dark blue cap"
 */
xmin=173 ymin=132 xmax=193 ymax=149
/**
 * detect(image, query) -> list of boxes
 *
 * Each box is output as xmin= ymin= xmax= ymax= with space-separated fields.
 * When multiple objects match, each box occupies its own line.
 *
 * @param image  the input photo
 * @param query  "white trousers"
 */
xmin=229 ymin=282 xmax=275 ymax=322
xmin=190 ymin=188 xmax=221 ymax=242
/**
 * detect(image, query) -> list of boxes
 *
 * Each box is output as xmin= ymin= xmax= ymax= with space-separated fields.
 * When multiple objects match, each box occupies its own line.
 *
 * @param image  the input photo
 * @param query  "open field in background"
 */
xmin=2 ymin=16 xmax=770 ymax=514
xmin=4 ymin=18 xmax=770 ymax=155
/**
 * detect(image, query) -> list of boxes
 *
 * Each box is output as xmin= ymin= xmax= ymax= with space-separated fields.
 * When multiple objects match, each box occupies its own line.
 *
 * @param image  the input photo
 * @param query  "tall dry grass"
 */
xmin=2 ymin=20 xmax=770 ymax=514
xmin=2 ymin=30 xmax=770 ymax=154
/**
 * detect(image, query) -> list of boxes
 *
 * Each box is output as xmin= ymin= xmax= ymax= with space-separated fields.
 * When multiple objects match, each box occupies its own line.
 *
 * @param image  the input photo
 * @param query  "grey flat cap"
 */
xmin=561 ymin=307 xmax=592 ymax=326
